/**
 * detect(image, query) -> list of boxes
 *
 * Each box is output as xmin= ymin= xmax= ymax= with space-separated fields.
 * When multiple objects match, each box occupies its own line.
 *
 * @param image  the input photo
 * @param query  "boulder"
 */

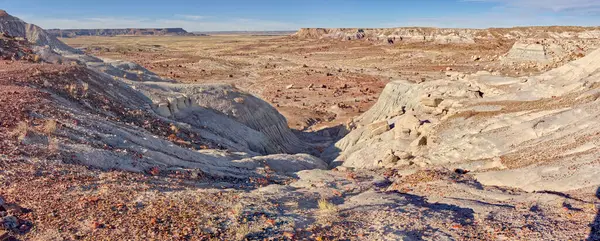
xmin=154 ymin=103 xmax=171 ymax=117
xmin=421 ymin=97 xmax=443 ymax=107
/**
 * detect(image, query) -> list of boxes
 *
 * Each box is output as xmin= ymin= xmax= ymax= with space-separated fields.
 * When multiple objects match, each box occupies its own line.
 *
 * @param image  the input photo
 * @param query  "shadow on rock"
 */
xmin=293 ymin=124 xmax=348 ymax=155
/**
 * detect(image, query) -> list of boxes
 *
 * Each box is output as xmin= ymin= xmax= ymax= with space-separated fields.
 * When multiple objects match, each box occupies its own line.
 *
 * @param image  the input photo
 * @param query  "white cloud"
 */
xmin=15 ymin=14 xmax=300 ymax=31
xmin=466 ymin=0 xmax=600 ymax=13
xmin=174 ymin=14 xmax=207 ymax=21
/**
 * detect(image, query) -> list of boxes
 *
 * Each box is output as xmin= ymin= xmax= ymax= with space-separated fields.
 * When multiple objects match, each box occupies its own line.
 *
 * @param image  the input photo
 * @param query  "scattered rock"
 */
xmin=335 ymin=166 xmax=353 ymax=172
xmin=381 ymin=152 xmax=399 ymax=166
xmin=1 ymin=216 xmax=18 ymax=230
xmin=154 ymin=103 xmax=171 ymax=117
xmin=395 ymin=151 xmax=413 ymax=160
xmin=233 ymin=97 xmax=245 ymax=104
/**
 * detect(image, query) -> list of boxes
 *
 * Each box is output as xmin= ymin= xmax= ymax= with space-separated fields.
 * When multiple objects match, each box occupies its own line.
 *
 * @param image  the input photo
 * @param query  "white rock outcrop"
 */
xmin=324 ymin=47 xmax=600 ymax=192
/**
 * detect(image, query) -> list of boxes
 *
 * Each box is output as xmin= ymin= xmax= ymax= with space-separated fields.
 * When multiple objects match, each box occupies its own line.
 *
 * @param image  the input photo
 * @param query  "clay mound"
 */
xmin=0 ymin=10 xmax=315 ymax=180
xmin=326 ymin=47 xmax=600 ymax=192
xmin=0 ymin=9 xmax=78 ymax=54
xmin=504 ymin=42 xmax=549 ymax=63
xmin=132 ymin=82 xmax=309 ymax=154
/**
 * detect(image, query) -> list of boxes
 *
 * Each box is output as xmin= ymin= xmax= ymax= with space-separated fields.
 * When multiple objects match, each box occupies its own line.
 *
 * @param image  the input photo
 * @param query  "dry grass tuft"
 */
xmin=67 ymin=84 xmax=78 ymax=97
xmin=170 ymin=124 xmax=179 ymax=133
xmin=42 ymin=119 xmax=58 ymax=135
xmin=316 ymin=198 xmax=339 ymax=225
xmin=81 ymin=82 xmax=89 ymax=96
xmin=232 ymin=203 xmax=244 ymax=217
xmin=48 ymin=137 xmax=59 ymax=154
xmin=318 ymin=198 xmax=337 ymax=213
xmin=234 ymin=223 xmax=251 ymax=241
xmin=13 ymin=121 xmax=29 ymax=141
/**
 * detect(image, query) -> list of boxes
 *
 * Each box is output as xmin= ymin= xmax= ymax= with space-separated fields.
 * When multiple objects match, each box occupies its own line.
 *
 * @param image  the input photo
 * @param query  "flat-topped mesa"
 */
xmin=46 ymin=28 xmax=193 ymax=38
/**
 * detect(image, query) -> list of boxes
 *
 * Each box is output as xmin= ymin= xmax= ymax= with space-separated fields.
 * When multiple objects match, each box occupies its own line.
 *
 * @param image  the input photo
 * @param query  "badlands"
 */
xmin=0 ymin=9 xmax=600 ymax=240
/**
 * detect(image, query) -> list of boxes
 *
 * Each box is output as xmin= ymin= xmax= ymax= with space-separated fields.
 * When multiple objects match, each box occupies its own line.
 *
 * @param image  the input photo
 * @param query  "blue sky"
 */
xmin=2 ymin=0 xmax=600 ymax=31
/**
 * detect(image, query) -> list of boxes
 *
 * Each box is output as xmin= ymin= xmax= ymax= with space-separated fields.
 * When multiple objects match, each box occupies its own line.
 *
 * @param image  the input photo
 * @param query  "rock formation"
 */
xmin=0 ymin=10 xmax=314 ymax=180
xmin=324 ymin=46 xmax=600 ymax=193
xmin=295 ymin=26 xmax=600 ymax=43
xmin=0 ymin=10 xmax=78 ymax=54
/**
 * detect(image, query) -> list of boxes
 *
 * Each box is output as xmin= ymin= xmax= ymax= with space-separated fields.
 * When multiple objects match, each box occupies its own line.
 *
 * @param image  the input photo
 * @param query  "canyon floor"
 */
xmin=60 ymin=35 xmax=527 ymax=131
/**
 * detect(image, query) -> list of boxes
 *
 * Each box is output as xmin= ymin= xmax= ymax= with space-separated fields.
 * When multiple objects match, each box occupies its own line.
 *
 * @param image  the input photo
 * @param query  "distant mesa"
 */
xmin=46 ymin=28 xmax=201 ymax=38
xmin=294 ymin=27 xmax=600 ymax=44
xmin=191 ymin=31 xmax=296 ymax=36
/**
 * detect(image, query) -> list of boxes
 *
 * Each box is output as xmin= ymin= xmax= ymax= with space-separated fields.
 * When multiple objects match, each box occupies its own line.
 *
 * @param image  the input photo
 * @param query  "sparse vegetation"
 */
xmin=13 ymin=121 xmax=29 ymax=141
xmin=316 ymin=198 xmax=339 ymax=225
xmin=233 ymin=222 xmax=257 ymax=241
xmin=42 ymin=119 xmax=58 ymax=135
xmin=67 ymin=83 xmax=78 ymax=97
xmin=318 ymin=198 xmax=337 ymax=213
xmin=48 ymin=137 xmax=59 ymax=154
xmin=232 ymin=203 xmax=244 ymax=217
xmin=81 ymin=82 xmax=89 ymax=96
xmin=169 ymin=124 xmax=179 ymax=133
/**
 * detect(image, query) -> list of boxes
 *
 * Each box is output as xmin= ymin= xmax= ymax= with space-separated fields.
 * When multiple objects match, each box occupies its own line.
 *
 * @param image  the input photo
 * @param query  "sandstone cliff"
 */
xmin=294 ymin=26 xmax=600 ymax=43
xmin=47 ymin=28 xmax=194 ymax=38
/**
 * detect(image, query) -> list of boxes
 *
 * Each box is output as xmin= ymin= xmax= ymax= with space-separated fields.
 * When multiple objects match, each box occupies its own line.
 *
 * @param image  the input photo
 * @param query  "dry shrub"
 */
xmin=48 ymin=137 xmax=59 ymax=154
xmin=232 ymin=203 xmax=244 ymax=217
xmin=42 ymin=119 xmax=58 ymax=135
xmin=13 ymin=121 xmax=29 ymax=141
xmin=234 ymin=222 xmax=253 ymax=241
xmin=318 ymin=198 xmax=337 ymax=213
xmin=81 ymin=82 xmax=89 ymax=96
xmin=316 ymin=198 xmax=339 ymax=225
xmin=67 ymin=84 xmax=78 ymax=96
xmin=170 ymin=124 xmax=179 ymax=133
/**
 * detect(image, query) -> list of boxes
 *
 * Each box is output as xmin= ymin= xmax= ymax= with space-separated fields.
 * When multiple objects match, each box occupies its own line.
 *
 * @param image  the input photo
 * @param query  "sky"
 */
xmin=2 ymin=0 xmax=600 ymax=31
